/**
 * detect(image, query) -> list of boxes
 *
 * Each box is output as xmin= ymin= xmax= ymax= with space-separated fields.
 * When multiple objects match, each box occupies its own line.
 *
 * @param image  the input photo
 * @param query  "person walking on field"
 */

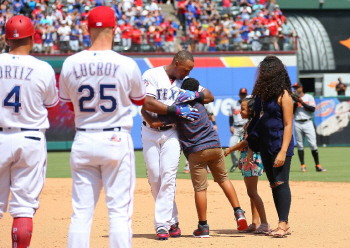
xmin=142 ymin=78 xmax=248 ymax=238
xmin=247 ymin=55 xmax=294 ymax=238
xmin=59 ymin=6 xmax=146 ymax=248
xmin=141 ymin=51 xmax=214 ymax=240
xmin=0 ymin=16 xmax=59 ymax=248
xmin=291 ymin=82 xmax=326 ymax=172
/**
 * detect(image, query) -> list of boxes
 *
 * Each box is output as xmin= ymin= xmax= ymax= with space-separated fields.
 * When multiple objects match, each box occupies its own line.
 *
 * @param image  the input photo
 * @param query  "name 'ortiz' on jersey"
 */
xmin=142 ymin=66 xmax=204 ymax=118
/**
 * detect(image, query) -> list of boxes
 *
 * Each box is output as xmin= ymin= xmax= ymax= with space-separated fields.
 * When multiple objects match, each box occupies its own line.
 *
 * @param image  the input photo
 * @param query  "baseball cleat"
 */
xmin=169 ymin=222 xmax=181 ymax=238
xmin=316 ymin=164 xmax=326 ymax=172
xmin=301 ymin=164 xmax=306 ymax=172
xmin=156 ymin=227 xmax=169 ymax=240
xmin=230 ymin=163 xmax=238 ymax=172
xmin=193 ymin=224 xmax=210 ymax=238
xmin=234 ymin=209 xmax=248 ymax=231
xmin=184 ymin=164 xmax=190 ymax=174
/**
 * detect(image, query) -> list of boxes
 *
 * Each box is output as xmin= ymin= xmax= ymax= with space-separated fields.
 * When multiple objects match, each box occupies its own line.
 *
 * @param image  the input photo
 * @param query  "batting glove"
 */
xmin=176 ymin=104 xmax=199 ymax=121
xmin=177 ymin=90 xmax=199 ymax=103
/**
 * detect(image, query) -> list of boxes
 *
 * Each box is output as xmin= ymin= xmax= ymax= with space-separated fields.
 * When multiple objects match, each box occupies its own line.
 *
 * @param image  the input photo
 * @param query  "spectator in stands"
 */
xmin=222 ymin=0 xmax=233 ymax=15
xmin=197 ymin=25 xmax=208 ymax=52
xmin=33 ymin=24 xmax=43 ymax=53
xmin=43 ymin=24 xmax=55 ymax=54
xmin=336 ymin=78 xmax=347 ymax=96
xmin=121 ymin=19 xmax=132 ymax=50
xmin=249 ymin=26 xmax=262 ymax=51
xmin=40 ymin=12 xmax=53 ymax=26
xmin=178 ymin=35 xmax=191 ymax=52
xmin=12 ymin=0 xmax=23 ymax=15
xmin=177 ymin=0 xmax=187 ymax=30
xmin=57 ymin=20 xmax=71 ymax=53
xmin=164 ymin=24 xmax=175 ymax=52
xmin=4 ymin=7 xmax=13 ymax=20
xmin=27 ymin=0 xmax=36 ymax=10
xmin=276 ymin=28 xmax=285 ymax=50
xmin=82 ymin=25 xmax=91 ymax=49
xmin=281 ymin=18 xmax=293 ymax=43
xmin=69 ymin=23 xmax=80 ymax=53
xmin=232 ymin=25 xmax=243 ymax=51
xmin=32 ymin=3 xmax=42 ymax=18
xmin=131 ymin=23 xmax=143 ymax=52
xmin=153 ymin=26 xmax=163 ymax=52
xmin=240 ymin=19 xmax=250 ymax=43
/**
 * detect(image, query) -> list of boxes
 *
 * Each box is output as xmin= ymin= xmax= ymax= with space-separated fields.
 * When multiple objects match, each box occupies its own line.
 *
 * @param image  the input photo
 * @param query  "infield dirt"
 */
xmin=1 ymin=178 xmax=349 ymax=247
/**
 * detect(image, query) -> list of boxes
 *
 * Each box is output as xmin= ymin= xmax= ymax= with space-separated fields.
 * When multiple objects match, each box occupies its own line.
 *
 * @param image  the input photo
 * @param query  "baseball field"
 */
xmin=1 ymin=147 xmax=349 ymax=247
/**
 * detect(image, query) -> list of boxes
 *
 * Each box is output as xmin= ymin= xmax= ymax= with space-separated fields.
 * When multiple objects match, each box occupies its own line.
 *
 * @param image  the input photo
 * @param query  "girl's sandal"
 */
xmin=239 ymin=223 xmax=256 ymax=233
xmin=253 ymin=223 xmax=271 ymax=234
xmin=267 ymin=226 xmax=291 ymax=238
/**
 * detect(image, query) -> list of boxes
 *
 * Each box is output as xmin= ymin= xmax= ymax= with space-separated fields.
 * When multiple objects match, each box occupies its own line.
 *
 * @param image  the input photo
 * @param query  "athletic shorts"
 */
xmin=188 ymin=148 xmax=228 ymax=192
xmin=154 ymin=41 xmax=162 ymax=47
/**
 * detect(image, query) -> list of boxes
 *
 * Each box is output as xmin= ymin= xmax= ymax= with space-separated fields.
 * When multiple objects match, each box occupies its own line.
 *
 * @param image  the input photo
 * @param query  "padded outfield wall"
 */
xmin=42 ymin=54 xmax=298 ymax=150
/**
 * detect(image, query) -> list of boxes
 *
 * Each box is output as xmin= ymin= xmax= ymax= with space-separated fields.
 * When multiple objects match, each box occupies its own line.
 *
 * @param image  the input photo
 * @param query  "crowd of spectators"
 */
xmin=0 ymin=0 xmax=295 ymax=54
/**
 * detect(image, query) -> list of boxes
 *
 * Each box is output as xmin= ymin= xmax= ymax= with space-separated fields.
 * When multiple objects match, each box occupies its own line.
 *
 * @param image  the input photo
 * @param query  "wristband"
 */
xmin=197 ymin=92 xmax=205 ymax=103
xmin=167 ymin=106 xmax=178 ymax=115
xmin=212 ymin=121 xmax=216 ymax=125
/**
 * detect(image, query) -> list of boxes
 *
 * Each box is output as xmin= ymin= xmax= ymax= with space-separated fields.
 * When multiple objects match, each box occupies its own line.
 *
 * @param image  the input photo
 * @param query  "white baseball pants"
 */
xmin=228 ymin=126 xmax=244 ymax=166
xmin=67 ymin=131 xmax=135 ymax=248
xmin=141 ymin=125 xmax=180 ymax=230
xmin=294 ymin=120 xmax=318 ymax=150
xmin=0 ymin=131 xmax=47 ymax=219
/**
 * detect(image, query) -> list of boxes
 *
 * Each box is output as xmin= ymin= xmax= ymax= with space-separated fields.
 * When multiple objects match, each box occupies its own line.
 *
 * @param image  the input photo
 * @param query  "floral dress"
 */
xmin=239 ymin=127 xmax=264 ymax=178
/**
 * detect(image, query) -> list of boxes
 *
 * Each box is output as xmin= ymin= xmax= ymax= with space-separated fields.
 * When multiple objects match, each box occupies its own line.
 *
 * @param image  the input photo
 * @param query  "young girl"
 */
xmin=224 ymin=97 xmax=270 ymax=234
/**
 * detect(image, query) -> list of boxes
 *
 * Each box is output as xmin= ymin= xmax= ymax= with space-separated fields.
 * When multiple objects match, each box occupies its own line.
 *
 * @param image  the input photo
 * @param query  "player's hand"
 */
xmin=224 ymin=148 xmax=231 ymax=156
xmin=177 ymin=90 xmax=199 ymax=103
xmin=274 ymin=150 xmax=286 ymax=167
xmin=291 ymin=94 xmax=299 ymax=102
xmin=176 ymin=105 xmax=199 ymax=121
xmin=213 ymin=124 xmax=218 ymax=131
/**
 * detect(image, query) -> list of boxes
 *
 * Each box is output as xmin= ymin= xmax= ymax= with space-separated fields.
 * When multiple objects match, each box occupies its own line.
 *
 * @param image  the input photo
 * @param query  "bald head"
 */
xmin=172 ymin=50 xmax=194 ymax=65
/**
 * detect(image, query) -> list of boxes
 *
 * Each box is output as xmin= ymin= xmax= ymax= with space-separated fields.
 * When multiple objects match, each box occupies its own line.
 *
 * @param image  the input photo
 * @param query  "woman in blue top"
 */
xmin=246 ymin=55 xmax=294 ymax=238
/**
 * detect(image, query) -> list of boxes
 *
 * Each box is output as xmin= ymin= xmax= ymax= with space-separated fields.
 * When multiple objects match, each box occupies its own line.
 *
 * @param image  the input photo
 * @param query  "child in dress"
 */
xmin=224 ymin=97 xmax=270 ymax=234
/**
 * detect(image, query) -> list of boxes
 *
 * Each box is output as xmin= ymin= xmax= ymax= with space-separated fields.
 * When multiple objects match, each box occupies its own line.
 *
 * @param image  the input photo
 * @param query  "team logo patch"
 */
xmin=110 ymin=134 xmax=121 ymax=142
xmin=143 ymin=79 xmax=150 ymax=87
xmin=13 ymin=29 xmax=19 ymax=38
xmin=96 ymin=22 xmax=102 ymax=26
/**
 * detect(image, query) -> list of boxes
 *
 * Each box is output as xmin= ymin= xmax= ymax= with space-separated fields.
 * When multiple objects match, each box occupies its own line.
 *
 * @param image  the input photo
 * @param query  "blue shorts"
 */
xmin=154 ymin=41 xmax=162 ymax=47
xmin=83 ymin=40 xmax=90 ymax=47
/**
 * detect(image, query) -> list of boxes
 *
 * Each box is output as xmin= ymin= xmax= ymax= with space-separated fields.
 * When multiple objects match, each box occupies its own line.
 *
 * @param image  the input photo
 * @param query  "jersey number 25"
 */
xmin=78 ymin=84 xmax=117 ymax=112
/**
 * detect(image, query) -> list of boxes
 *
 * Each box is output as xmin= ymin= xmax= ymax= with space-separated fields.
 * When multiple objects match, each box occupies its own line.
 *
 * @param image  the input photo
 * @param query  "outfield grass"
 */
xmin=47 ymin=147 xmax=350 ymax=182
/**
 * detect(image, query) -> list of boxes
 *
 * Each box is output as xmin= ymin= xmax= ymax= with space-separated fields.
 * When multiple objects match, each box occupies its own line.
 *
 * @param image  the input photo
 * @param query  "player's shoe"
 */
xmin=207 ymin=166 xmax=211 ymax=174
xmin=156 ymin=227 xmax=169 ymax=240
xmin=316 ymin=164 xmax=327 ymax=172
xmin=184 ymin=164 xmax=190 ymax=174
xmin=234 ymin=209 xmax=248 ymax=231
xmin=301 ymin=164 xmax=306 ymax=172
xmin=230 ymin=162 xmax=238 ymax=172
xmin=193 ymin=224 xmax=210 ymax=238
xmin=169 ymin=222 xmax=181 ymax=238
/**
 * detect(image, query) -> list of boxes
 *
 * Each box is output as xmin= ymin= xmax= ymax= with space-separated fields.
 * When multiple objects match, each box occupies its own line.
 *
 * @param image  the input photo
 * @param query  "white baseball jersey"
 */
xmin=142 ymin=66 xmax=204 ymax=119
xmin=0 ymin=53 xmax=59 ymax=129
xmin=294 ymin=94 xmax=316 ymax=120
xmin=229 ymin=100 xmax=247 ymax=126
xmin=59 ymin=50 xmax=146 ymax=131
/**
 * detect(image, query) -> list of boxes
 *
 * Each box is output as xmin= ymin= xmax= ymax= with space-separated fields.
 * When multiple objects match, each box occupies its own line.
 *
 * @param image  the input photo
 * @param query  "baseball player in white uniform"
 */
xmin=141 ymin=50 xmax=214 ymax=240
xmin=292 ymin=82 xmax=326 ymax=172
xmin=0 ymin=16 xmax=59 ymax=248
xmin=59 ymin=7 xmax=146 ymax=248
xmin=228 ymin=88 xmax=248 ymax=172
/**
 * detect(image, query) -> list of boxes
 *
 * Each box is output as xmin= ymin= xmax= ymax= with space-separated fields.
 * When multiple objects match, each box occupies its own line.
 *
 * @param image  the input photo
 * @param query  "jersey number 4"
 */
xmin=78 ymin=84 xmax=117 ymax=112
xmin=4 ymin=86 xmax=21 ymax=113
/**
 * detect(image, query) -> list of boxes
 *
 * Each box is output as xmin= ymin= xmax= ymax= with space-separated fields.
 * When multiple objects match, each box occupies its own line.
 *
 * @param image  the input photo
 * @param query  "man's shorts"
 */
xmin=188 ymin=148 xmax=229 ymax=192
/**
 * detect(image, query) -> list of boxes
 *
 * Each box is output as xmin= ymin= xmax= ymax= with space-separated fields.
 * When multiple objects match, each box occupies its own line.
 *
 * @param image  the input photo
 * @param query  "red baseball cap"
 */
xmin=293 ymin=82 xmax=303 ymax=88
xmin=239 ymin=88 xmax=248 ymax=94
xmin=88 ymin=6 xmax=116 ymax=29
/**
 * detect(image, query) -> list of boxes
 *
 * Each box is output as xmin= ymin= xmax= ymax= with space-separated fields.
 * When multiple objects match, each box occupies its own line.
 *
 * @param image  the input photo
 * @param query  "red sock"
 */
xmin=12 ymin=217 xmax=33 ymax=248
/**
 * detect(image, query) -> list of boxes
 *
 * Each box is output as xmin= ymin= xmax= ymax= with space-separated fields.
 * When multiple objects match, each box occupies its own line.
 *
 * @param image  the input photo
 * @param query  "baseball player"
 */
xmin=228 ymin=88 xmax=248 ymax=172
xmin=0 ymin=16 xmax=59 ymax=248
xmin=59 ymin=7 xmax=146 ymax=248
xmin=141 ymin=50 xmax=214 ymax=240
xmin=292 ymin=82 xmax=326 ymax=172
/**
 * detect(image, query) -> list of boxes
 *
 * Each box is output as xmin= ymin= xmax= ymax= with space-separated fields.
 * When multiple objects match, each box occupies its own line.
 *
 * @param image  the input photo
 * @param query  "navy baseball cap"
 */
xmin=293 ymin=82 xmax=303 ymax=88
xmin=239 ymin=88 xmax=248 ymax=94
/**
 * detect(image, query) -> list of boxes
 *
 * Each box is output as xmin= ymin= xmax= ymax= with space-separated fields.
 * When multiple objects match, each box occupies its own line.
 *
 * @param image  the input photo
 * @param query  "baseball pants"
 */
xmin=294 ymin=120 xmax=318 ymax=150
xmin=0 ymin=130 xmax=47 ymax=219
xmin=67 ymin=131 xmax=135 ymax=248
xmin=228 ymin=126 xmax=244 ymax=166
xmin=142 ymin=125 xmax=180 ymax=230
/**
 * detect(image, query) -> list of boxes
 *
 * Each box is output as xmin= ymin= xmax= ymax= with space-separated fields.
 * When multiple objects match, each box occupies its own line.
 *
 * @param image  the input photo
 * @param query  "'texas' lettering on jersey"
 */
xmin=73 ymin=62 xmax=119 ymax=79
xmin=0 ymin=66 xmax=33 ymax=81
xmin=156 ymin=88 xmax=180 ymax=101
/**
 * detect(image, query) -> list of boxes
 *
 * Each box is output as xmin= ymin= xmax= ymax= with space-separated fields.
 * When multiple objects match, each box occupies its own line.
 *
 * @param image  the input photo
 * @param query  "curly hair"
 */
xmin=252 ymin=55 xmax=292 ymax=102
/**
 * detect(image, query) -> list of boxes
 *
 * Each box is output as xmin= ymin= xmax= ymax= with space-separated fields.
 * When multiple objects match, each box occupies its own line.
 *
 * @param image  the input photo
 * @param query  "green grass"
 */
xmin=47 ymin=147 xmax=350 ymax=182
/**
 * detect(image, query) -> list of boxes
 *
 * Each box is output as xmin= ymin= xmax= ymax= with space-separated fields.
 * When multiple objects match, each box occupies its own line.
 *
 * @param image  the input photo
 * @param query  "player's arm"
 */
xmin=177 ymin=87 xmax=214 ymax=104
xmin=299 ymin=96 xmax=316 ymax=112
xmin=43 ymin=67 xmax=59 ymax=110
xmin=141 ymin=108 xmax=164 ymax=128
xmin=129 ymin=64 xmax=146 ymax=106
xmin=229 ymin=116 xmax=234 ymax=134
